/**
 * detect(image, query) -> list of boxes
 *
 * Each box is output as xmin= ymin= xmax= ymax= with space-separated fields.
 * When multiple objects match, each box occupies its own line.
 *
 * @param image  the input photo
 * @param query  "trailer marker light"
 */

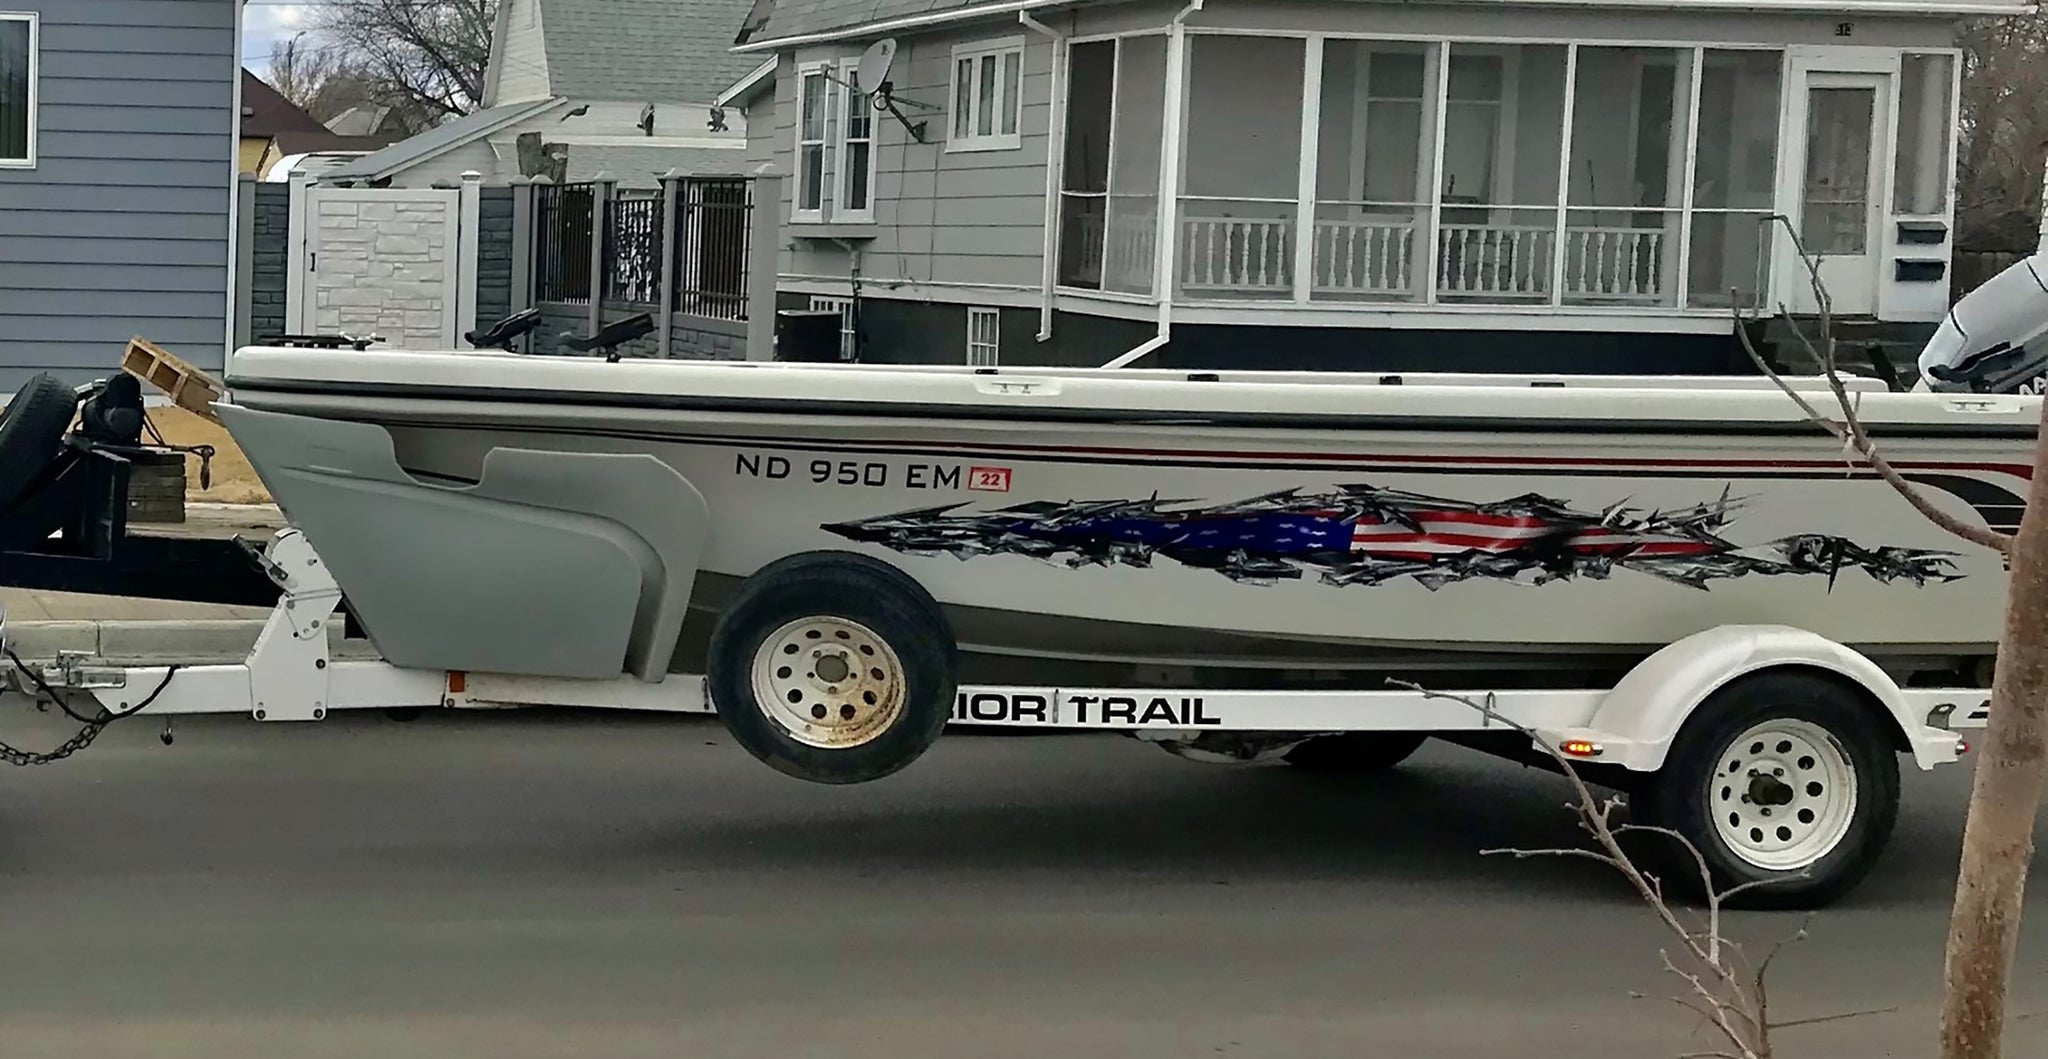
xmin=1560 ymin=739 xmax=1603 ymax=758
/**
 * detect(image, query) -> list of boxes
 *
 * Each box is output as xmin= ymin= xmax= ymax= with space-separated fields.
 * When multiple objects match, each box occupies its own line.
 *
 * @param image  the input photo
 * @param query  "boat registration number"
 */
xmin=734 ymin=452 xmax=1011 ymax=493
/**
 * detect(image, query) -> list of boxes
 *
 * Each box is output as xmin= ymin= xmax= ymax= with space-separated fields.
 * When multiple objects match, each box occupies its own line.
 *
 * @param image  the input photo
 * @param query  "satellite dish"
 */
xmin=856 ymin=38 xmax=897 ymax=91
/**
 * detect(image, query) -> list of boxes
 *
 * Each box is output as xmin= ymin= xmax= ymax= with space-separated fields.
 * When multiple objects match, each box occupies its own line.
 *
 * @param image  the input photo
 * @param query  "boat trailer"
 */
xmin=0 ymin=310 xmax=2013 ymax=909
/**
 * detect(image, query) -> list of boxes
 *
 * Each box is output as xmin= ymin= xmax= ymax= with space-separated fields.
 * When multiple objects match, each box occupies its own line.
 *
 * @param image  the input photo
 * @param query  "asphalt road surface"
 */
xmin=3 ymin=709 xmax=2046 ymax=1059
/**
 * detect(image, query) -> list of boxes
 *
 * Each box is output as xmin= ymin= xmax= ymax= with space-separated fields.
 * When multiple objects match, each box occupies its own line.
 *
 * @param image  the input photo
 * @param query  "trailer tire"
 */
xmin=0 ymin=373 xmax=77 ymax=512
xmin=1632 ymin=671 xmax=1899 ymax=910
xmin=1283 ymin=732 xmax=1428 ymax=772
xmin=707 ymin=552 xmax=957 ymax=785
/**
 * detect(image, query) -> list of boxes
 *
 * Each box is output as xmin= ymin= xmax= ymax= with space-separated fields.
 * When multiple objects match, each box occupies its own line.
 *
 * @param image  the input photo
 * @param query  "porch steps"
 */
xmin=1753 ymin=316 xmax=1931 ymax=390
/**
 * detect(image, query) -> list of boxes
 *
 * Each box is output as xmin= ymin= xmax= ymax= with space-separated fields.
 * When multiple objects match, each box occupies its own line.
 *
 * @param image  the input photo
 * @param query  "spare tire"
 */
xmin=0 ymin=373 xmax=78 ymax=513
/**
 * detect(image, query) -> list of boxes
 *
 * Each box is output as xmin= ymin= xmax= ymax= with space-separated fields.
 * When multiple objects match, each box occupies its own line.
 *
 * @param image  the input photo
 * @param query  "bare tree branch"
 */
xmin=1384 ymin=678 xmax=1782 ymax=1059
xmin=1733 ymin=215 xmax=2014 ymax=555
xmin=1768 ymin=1005 xmax=1902 ymax=1030
xmin=305 ymin=0 xmax=496 ymax=135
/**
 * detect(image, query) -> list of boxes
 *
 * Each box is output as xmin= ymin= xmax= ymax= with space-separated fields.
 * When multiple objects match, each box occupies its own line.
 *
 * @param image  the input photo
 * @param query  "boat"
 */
xmin=217 ymin=346 xmax=2033 ymax=694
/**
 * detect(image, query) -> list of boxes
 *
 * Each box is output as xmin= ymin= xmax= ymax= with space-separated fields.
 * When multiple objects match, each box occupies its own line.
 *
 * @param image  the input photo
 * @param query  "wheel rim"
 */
xmin=749 ymin=616 xmax=907 ymax=750
xmin=1707 ymin=718 xmax=1858 ymax=872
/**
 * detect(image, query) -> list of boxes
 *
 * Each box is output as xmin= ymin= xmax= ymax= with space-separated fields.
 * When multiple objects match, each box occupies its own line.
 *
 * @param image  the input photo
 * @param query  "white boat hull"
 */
xmin=214 ymin=349 xmax=2034 ymax=681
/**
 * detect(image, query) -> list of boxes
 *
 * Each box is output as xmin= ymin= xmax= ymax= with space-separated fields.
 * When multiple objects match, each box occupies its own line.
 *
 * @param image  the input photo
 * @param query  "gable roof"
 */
xmin=321 ymin=97 xmax=569 ymax=182
xmin=241 ymin=70 xmax=333 ymax=138
xmin=733 ymin=0 xmax=1055 ymax=50
xmin=536 ymin=0 xmax=765 ymax=104
xmin=715 ymin=59 xmax=778 ymax=108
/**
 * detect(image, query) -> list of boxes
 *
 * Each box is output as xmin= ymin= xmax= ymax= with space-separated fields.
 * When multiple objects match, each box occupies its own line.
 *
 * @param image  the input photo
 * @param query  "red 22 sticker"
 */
xmin=967 ymin=466 xmax=1012 ymax=493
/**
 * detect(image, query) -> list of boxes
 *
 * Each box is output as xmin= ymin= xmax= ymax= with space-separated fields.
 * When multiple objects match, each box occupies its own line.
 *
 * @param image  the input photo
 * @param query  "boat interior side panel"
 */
xmin=216 ymin=405 xmax=709 ymax=682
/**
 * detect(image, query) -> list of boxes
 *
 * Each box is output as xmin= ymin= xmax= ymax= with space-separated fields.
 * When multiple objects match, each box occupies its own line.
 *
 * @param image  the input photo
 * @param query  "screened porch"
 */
xmin=1054 ymin=33 xmax=1955 ymax=315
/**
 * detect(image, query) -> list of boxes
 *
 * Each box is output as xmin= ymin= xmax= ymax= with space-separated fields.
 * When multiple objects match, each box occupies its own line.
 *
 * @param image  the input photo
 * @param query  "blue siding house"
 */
xmin=0 ymin=0 xmax=241 ymax=390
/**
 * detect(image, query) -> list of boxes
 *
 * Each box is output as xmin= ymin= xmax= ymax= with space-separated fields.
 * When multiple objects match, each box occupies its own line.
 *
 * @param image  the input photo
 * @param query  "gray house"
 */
xmin=728 ymin=0 xmax=2009 ymax=373
xmin=0 ymin=0 xmax=241 ymax=391
xmin=322 ymin=0 xmax=759 ymax=190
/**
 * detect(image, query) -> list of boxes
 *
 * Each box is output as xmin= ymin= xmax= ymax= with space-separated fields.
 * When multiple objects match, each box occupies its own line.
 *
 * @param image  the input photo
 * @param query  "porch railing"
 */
xmin=1168 ymin=215 xmax=1669 ymax=302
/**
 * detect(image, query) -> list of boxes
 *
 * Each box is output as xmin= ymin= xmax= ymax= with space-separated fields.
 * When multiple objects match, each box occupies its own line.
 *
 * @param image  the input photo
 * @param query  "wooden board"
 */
xmin=122 ymin=337 xmax=225 ymax=423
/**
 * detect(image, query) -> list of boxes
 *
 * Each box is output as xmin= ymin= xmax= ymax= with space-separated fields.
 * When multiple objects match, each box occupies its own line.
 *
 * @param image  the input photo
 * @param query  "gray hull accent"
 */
xmin=217 ymin=405 xmax=707 ymax=682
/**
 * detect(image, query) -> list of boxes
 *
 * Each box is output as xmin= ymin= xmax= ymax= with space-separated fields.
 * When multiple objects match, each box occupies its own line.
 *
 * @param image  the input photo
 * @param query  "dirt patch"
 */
xmin=144 ymin=405 xmax=272 ymax=505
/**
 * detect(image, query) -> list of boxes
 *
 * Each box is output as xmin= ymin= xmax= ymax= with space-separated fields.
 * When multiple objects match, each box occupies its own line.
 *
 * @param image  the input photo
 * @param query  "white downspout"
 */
xmin=1021 ymin=11 xmax=1065 ymax=343
xmin=1102 ymin=0 xmax=1202 ymax=369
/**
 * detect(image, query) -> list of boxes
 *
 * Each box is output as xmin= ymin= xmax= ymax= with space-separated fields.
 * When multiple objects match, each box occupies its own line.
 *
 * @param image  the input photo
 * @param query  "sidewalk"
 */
xmin=2 ymin=503 xmax=324 ymax=663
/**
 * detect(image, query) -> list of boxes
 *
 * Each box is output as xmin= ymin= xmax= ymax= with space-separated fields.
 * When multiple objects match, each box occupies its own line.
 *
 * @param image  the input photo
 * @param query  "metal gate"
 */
xmin=284 ymin=179 xmax=480 ymax=349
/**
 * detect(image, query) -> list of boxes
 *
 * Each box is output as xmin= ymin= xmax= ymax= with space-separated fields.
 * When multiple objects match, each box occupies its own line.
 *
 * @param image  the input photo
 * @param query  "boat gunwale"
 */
xmin=222 ymin=374 xmax=2042 ymax=440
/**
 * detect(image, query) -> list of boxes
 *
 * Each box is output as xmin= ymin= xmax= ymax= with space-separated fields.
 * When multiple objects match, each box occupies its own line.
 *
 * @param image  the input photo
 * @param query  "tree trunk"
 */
xmin=1940 ymin=400 xmax=2048 ymax=1059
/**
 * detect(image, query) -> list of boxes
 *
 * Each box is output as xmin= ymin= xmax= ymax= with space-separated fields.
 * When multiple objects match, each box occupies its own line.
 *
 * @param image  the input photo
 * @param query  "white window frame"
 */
xmin=948 ymin=36 xmax=1025 ymax=153
xmin=794 ymin=64 xmax=834 ymax=222
xmin=966 ymin=307 xmax=1000 ymax=365
xmin=0 ymin=12 xmax=38 ymax=170
xmin=832 ymin=57 xmax=879 ymax=223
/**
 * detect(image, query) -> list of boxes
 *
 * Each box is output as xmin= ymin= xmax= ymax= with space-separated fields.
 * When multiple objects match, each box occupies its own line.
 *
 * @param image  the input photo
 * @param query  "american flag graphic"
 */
xmin=824 ymin=483 xmax=1962 ymax=591
xmin=1347 ymin=509 xmax=1722 ymax=562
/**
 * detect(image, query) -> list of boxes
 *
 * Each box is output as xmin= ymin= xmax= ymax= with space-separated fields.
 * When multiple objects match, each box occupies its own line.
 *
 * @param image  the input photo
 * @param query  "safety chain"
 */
xmin=0 ymin=649 xmax=178 ymax=767
xmin=0 ymin=716 xmax=110 ymax=768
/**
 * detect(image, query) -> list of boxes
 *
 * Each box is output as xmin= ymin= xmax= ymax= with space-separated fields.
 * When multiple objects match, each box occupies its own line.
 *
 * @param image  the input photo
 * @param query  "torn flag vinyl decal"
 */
xmin=821 ymin=484 xmax=1962 ymax=591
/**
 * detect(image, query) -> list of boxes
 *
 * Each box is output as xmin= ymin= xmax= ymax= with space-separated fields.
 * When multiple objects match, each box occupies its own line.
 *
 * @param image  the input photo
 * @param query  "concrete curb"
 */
xmin=4 ymin=618 xmax=383 ymax=665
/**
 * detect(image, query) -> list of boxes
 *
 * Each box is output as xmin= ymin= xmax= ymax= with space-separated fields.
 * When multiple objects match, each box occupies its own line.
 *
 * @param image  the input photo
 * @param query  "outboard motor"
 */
xmin=1917 ymin=250 xmax=2048 ymax=394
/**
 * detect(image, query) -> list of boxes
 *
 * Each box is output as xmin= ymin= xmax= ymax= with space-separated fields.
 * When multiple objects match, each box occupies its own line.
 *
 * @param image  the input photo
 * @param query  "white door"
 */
xmin=289 ymin=187 xmax=467 ymax=348
xmin=1789 ymin=73 xmax=1889 ymax=317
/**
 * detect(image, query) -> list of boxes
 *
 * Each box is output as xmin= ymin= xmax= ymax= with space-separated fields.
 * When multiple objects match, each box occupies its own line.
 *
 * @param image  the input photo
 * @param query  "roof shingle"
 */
xmin=735 ymin=0 xmax=1024 ymax=47
xmin=537 ymin=0 xmax=766 ymax=104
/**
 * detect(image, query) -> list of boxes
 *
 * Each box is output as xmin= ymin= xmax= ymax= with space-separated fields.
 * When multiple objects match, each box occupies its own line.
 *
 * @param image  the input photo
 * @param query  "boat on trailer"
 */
xmin=217 ymin=347 xmax=2029 ymax=684
xmin=8 ymin=261 xmax=2045 ymax=909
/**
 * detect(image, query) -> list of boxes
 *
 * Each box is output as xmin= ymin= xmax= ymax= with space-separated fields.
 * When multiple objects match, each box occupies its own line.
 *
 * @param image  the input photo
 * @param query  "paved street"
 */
xmin=2 ymin=709 xmax=2045 ymax=1059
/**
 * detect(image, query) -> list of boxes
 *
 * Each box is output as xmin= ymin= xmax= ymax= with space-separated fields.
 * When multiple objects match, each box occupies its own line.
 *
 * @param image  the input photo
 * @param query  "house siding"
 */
xmin=493 ymin=0 xmax=554 ymax=104
xmin=768 ymin=23 xmax=1057 ymax=298
xmin=0 ymin=0 xmax=236 ymax=390
xmin=750 ymin=1 xmax=1968 ymax=371
xmin=744 ymin=60 xmax=782 ymax=170
xmin=389 ymin=141 xmax=503 ymax=189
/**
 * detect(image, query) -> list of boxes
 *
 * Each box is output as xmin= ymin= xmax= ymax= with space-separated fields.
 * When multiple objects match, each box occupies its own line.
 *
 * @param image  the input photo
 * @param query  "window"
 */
xmin=1687 ymin=49 xmax=1783 ymax=308
xmin=950 ymin=37 xmax=1024 ymax=152
xmin=1895 ymin=52 xmax=1957 ymax=217
xmin=796 ymin=67 xmax=831 ymax=219
xmin=1312 ymin=41 xmax=1433 ymax=302
xmin=1057 ymin=35 xmax=1167 ymax=294
xmin=1181 ymin=35 xmax=1305 ymax=298
xmin=966 ymin=307 xmax=1000 ymax=365
xmin=0 ymin=14 xmax=35 ymax=168
xmin=1562 ymin=47 xmax=1695 ymax=307
xmin=809 ymin=296 xmax=857 ymax=358
xmin=794 ymin=59 xmax=878 ymax=223
xmin=835 ymin=59 xmax=878 ymax=222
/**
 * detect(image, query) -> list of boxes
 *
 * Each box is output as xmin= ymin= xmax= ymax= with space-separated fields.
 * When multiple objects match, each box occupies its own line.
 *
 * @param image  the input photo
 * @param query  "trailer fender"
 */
xmin=1561 ymin=625 xmax=1958 ymax=773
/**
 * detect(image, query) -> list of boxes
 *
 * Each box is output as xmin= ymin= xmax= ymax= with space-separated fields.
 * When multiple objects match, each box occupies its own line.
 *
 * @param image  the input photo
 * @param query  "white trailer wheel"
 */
xmin=706 ymin=551 xmax=958 ymax=785
xmin=1706 ymin=719 xmax=1858 ymax=872
xmin=749 ymin=616 xmax=908 ymax=750
xmin=1632 ymin=670 xmax=1900 ymax=909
